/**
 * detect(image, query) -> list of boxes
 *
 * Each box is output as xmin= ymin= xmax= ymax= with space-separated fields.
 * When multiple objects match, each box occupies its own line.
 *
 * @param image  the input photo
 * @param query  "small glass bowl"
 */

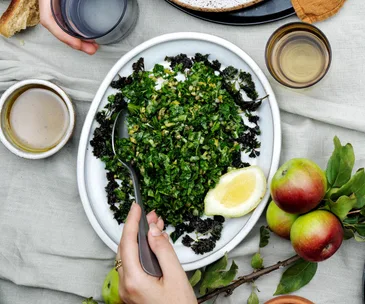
xmin=265 ymin=22 xmax=332 ymax=89
xmin=0 ymin=80 xmax=75 ymax=159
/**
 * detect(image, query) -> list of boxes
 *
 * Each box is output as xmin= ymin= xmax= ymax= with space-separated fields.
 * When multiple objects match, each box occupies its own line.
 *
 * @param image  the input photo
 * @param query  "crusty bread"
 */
xmin=0 ymin=0 xmax=40 ymax=38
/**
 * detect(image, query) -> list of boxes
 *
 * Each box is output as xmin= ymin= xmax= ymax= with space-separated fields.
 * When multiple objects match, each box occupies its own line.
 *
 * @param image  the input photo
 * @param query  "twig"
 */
xmin=197 ymin=255 xmax=301 ymax=304
xmin=254 ymin=94 xmax=269 ymax=103
xmin=348 ymin=210 xmax=361 ymax=215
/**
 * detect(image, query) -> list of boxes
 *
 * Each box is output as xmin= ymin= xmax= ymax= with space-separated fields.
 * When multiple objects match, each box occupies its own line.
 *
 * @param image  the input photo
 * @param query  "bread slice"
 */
xmin=0 ymin=0 xmax=40 ymax=38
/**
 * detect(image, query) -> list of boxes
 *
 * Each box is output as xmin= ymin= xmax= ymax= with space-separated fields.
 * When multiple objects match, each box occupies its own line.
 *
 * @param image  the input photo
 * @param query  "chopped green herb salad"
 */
xmin=90 ymin=54 xmax=264 ymax=254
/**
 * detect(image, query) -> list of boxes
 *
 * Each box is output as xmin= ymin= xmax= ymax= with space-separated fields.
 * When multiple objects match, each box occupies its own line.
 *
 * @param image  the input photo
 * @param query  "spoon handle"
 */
xmin=127 ymin=165 xmax=162 ymax=277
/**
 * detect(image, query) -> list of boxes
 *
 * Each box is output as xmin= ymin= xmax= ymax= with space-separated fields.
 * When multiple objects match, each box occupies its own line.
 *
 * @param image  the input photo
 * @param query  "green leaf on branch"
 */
xmin=356 ymin=183 xmax=365 ymax=208
xmin=247 ymin=291 xmax=259 ymax=304
xmin=343 ymin=228 xmax=355 ymax=240
xmin=251 ymin=253 xmax=264 ymax=270
xmin=343 ymin=216 xmax=361 ymax=225
xmin=259 ymin=226 xmax=270 ymax=248
xmin=329 ymin=168 xmax=365 ymax=209
xmin=361 ymin=207 xmax=365 ymax=216
xmin=329 ymin=196 xmax=357 ymax=220
xmin=189 ymin=270 xmax=202 ymax=287
xmin=274 ymin=259 xmax=318 ymax=296
xmin=199 ymin=253 xmax=238 ymax=295
xmin=82 ymin=298 xmax=98 ymax=304
xmin=205 ymin=252 xmax=228 ymax=273
xmin=354 ymin=223 xmax=365 ymax=236
xmin=325 ymin=187 xmax=339 ymax=199
xmin=354 ymin=233 xmax=365 ymax=242
xmin=326 ymin=136 xmax=355 ymax=188
xmin=343 ymin=221 xmax=365 ymax=242
xmin=330 ymin=168 xmax=365 ymax=199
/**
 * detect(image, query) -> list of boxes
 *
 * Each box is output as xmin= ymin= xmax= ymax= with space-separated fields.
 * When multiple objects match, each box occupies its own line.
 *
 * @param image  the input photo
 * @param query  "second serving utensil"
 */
xmin=112 ymin=109 xmax=162 ymax=277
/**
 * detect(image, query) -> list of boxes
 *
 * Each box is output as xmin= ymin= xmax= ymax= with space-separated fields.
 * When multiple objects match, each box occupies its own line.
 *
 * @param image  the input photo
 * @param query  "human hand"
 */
xmin=38 ymin=0 xmax=99 ymax=55
xmin=117 ymin=203 xmax=197 ymax=304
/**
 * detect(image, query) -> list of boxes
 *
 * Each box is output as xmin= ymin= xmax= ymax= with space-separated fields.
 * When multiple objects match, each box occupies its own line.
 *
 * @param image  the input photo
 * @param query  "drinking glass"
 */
xmin=265 ymin=22 xmax=332 ymax=89
xmin=51 ymin=0 xmax=139 ymax=45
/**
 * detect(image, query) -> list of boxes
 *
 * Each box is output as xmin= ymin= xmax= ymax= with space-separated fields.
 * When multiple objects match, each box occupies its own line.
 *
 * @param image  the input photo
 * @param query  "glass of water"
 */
xmin=51 ymin=0 xmax=139 ymax=45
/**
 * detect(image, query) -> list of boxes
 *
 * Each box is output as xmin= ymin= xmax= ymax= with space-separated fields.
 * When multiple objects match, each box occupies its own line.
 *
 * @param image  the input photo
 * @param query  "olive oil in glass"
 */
xmin=4 ymin=85 xmax=70 ymax=153
xmin=266 ymin=23 xmax=332 ymax=89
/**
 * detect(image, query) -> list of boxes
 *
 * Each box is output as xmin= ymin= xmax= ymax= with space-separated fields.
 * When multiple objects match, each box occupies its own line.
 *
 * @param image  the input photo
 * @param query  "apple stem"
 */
xmin=197 ymin=255 xmax=301 ymax=303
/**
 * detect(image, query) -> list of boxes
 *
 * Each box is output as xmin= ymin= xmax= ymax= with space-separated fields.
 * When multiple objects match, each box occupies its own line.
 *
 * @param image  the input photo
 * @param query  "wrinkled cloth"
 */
xmin=291 ymin=0 xmax=347 ymax=23
xmin=0 ymin=0 xmax=364 ymax=303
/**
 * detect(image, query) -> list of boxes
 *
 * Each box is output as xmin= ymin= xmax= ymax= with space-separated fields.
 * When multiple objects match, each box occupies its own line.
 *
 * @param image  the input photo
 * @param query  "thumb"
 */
xmin=148 ymin=223 xmax=185 ymax=278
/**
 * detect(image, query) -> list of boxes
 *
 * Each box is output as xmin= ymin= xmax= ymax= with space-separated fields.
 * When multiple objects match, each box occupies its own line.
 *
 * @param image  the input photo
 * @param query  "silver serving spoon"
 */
xmin=112 ymin=109 xmax=162 ymax=277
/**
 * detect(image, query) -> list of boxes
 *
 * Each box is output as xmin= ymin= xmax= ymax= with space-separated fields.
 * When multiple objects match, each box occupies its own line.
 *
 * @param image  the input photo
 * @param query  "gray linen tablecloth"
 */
xmin=0 ymin=1 xmax=364 ymax=303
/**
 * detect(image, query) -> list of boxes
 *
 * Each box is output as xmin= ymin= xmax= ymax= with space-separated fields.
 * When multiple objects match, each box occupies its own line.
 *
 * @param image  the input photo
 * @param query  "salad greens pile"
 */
xmin=90 ymin=53 xmax=264 ymax=251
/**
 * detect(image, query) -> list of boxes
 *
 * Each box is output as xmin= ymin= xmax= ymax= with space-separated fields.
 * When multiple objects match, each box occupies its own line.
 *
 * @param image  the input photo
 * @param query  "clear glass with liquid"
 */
xmin=51 ymin=0 xmax=138 ymax=44
xmin=265 ymin=23 xmax=332 ymax=89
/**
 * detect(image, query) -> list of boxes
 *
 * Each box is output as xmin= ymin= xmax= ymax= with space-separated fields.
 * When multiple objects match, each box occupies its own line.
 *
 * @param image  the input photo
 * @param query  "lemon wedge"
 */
xmin=204 ymin=166 xmax=267 ymax=217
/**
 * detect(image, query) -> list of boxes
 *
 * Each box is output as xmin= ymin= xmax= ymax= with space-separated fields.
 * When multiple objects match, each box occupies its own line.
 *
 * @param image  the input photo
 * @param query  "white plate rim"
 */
xmin=77 ymin=32 xmax=281 ymax=271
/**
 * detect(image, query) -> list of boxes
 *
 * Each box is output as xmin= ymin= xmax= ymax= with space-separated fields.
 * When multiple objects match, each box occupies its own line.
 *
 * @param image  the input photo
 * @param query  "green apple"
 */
xmin=102 ymin=268 xmax=123 ymax=304
xmin=266 ymin=201 xmax=299 ymax=239
xmin=271 ymin=158 xmax=327 ymax=214
xmin=290 ymin=210 xmax=343 ymax=262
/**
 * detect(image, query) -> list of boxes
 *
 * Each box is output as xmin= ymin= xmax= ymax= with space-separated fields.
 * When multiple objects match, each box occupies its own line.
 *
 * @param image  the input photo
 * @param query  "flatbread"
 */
xmin=170 ymin=0 xmax=264 ymax=12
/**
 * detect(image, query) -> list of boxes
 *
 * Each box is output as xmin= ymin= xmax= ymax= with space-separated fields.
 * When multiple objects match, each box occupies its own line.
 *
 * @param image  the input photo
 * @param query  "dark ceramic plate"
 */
xmin=165 ymin=0 xmax=296 ymax=25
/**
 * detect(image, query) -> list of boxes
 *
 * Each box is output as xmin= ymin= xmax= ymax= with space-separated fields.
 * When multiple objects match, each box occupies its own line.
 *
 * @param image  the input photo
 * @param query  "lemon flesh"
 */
xmin=204 ymin=166 xmax=267 ymax=218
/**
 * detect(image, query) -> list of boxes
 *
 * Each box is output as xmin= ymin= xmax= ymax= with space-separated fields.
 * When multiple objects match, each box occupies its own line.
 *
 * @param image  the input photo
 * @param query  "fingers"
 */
xmin=147 ymin=210 xmax=165 ymax=231
xmin=79 ymin=41 xmax=99 ymax=55
xmin=119 ymin=203 xmax=143 ymax=275
xmin=119 ymin=207 xmax=167 ymax=277
xmin=148 ymin=223 xmax=184 ymax=278
xmin=45 ymin=19 xmax=98 ymax=55
xmin=146 ymin=210 xmax=158 ymax=225
xmin=38 ymin=0 xmax=98 ymax=55
xmin=157 ymin=217 xmax=165 ymax=231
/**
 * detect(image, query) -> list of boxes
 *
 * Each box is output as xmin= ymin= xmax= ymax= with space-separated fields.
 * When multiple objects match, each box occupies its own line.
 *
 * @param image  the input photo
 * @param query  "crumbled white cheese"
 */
xmin=177 ymin=0 xmax=258 ymax=9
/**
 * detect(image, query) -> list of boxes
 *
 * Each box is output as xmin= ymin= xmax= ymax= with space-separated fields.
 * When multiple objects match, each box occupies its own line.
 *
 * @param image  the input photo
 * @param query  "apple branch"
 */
xmin=197 ymin=255 xmax=301 ymax=304
xmin=348 ymin=210 xmax=361 ymax=215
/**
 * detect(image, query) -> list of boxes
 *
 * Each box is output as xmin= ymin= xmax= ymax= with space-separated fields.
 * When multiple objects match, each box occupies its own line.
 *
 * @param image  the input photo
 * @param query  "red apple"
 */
xmin=290 ymin=210 xmax=343 ymax=262
xmin=271 ymin=158 xmax=327 ymax=214
xmin=266 ymin=201 xmax=299 ymax=239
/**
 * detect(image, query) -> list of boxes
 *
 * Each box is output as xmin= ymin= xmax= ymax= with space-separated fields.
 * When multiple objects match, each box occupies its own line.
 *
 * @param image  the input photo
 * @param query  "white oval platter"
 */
xmin=77 ymin=32 xmax=281 ymax=271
